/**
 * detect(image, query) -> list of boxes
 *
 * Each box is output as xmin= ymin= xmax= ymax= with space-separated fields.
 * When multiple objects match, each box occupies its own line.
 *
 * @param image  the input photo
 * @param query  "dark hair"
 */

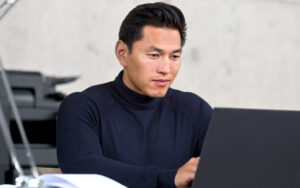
xmin=119 ymin=2 xmax=186 ymax=52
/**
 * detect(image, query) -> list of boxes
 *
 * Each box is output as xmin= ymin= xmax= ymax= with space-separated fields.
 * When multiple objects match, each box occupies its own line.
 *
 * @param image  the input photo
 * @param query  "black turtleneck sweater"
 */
xmin=56 ymin=71 xmax=212 ymax=188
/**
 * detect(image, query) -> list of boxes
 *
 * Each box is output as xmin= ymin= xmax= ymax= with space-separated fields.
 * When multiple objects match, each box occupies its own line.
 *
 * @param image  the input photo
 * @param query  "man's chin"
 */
xmin=148 ymin=89 xmax=168 ymax=98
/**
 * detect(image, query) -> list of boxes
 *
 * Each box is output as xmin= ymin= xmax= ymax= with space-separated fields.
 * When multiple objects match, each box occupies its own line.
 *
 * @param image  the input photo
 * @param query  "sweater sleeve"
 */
xmin=194 ymin=98 xmax=213 ymax=156
xmin=56 ymin=93 xmax=177 ymax=188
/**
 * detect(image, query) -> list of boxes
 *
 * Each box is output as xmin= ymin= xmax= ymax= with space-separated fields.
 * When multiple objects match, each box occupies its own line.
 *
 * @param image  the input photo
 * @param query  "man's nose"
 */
xmin=157 ymin=57 xmax=170 ymax=74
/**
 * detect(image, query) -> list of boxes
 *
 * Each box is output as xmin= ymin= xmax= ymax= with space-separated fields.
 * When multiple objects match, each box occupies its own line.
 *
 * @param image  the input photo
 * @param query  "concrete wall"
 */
xmin=0 ymin=0 xmax=299 ymax=110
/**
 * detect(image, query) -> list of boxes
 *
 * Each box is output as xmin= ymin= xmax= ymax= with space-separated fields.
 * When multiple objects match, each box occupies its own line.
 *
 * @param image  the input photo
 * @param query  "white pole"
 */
xmin=0 ymin=57 xmax=40 ymax=178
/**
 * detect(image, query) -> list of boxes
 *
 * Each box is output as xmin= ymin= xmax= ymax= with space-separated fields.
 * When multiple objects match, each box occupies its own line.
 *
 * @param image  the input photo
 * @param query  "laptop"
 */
xmin=192 ymin=108 xmax=300 ymax=188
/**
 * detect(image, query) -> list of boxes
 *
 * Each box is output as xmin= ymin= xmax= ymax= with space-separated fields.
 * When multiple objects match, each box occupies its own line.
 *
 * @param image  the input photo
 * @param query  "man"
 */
xmin=56 ymin=2 xmax=212 ymax=188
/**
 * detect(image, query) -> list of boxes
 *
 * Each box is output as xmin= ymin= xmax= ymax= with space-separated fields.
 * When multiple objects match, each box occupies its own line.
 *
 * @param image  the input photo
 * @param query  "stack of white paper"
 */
xmin=39 ymin=174 xmax=127 ymax=188
xmin=0 ymin=174 xmax=127 ymax=188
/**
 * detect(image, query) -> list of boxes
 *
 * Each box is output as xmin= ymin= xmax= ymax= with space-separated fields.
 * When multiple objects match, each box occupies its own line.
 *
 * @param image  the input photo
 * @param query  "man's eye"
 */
xmin=148 ymin=54 xmax=159 ymax=58
xmin=172 ymin=55 xmax=180 ymax=59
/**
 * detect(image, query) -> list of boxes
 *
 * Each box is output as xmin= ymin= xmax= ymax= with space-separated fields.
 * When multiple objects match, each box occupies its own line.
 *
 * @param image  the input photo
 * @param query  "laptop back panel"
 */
xmin=192 ymin=108 xmax=300 ymax=188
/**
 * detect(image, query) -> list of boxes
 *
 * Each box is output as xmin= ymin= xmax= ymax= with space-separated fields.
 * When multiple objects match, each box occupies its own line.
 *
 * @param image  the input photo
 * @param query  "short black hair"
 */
xmin=119 ymin=2 xmax=186 ymax=52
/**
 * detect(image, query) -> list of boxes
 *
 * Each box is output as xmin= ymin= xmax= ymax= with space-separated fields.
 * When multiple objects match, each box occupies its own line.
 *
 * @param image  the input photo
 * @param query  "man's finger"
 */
xmin=189 ymin=157 xmax=200 ymax=165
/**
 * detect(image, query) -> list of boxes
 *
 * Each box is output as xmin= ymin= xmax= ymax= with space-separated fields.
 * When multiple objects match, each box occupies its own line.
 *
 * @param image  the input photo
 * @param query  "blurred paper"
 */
xmin=40 ymin=174 xmax=127 ymax=188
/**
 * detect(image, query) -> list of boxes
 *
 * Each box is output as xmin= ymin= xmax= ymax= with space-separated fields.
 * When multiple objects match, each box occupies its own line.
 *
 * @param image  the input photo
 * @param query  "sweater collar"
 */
xmin=112 ymin=71 xmax=161 ymax=109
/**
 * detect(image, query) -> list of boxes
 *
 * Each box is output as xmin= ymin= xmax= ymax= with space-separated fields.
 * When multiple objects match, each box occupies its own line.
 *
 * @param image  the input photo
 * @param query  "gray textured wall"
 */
xmin=0 ymin=0 xmax=299 ymax=110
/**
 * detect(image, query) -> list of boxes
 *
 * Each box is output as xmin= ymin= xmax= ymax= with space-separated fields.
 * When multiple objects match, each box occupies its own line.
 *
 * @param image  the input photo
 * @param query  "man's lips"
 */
xmin=152 ymin=79 xmax=170 ymax=87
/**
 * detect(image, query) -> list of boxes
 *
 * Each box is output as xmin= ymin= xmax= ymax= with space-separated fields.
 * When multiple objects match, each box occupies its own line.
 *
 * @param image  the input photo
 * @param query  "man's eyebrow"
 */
xmin=148 ymin=46 xmax=163 ymax=53
xmin=148 ymin=46 xmax=182 ymax=53
xmin=173 ymin=48 xmax=182 ymax=53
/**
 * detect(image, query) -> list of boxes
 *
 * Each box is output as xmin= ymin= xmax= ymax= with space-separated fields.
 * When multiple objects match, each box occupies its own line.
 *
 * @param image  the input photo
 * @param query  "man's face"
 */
xmin=119 ymin=26 xmax=182 ymax=98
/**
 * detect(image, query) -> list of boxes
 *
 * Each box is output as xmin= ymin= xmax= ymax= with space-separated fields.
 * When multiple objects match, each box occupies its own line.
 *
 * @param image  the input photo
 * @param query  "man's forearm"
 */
xmin=59 ymin=155 xmax=177 ymax=188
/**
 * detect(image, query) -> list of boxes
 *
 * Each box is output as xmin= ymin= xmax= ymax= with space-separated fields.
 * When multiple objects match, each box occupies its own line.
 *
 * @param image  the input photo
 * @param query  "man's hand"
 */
xmin=174 ymin=157 xmax=200 ymax=188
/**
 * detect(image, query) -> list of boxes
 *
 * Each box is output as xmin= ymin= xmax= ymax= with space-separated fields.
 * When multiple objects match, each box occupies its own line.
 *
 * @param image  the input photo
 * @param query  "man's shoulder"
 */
xmin=61 ymin=81 xmax=114 ymax=108
xmin=82 ymin=81 xmax=113 ymax=98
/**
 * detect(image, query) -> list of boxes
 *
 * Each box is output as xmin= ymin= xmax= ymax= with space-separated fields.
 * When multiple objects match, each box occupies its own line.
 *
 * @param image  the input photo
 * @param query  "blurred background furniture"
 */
xmin=0 ymin=70 xmax=76 ymax=184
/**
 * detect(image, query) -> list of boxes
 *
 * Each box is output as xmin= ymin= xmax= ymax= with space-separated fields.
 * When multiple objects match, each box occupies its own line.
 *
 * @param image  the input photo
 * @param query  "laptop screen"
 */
xmin=192 ymin=108 xmax=300 ymax=188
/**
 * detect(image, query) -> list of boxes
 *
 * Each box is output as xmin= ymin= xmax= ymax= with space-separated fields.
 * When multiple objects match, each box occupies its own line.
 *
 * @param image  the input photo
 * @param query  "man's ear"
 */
xmin=115 ymin=40 xmax=129 ymax=68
